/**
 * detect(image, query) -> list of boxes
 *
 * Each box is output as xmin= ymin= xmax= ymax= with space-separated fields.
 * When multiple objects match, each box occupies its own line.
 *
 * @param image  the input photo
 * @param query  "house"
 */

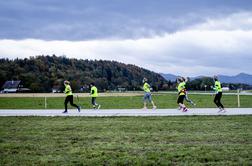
xmin=117 ymin=87 xmax=126 ymax=92
xmin=52 ymin=85 xmax=61 ymax=93
xmin=222 ymin=87 xmax=230 ymax=91
xmin=1 ymin=80 xmax=30 ymax=93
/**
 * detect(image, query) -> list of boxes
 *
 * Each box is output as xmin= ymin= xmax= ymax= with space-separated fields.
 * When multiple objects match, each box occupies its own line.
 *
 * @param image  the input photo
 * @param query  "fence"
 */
xmin=0 ymin=91 xmax=252 ymax=109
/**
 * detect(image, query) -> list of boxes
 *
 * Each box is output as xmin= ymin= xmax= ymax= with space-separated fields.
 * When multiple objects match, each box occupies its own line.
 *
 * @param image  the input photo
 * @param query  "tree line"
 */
xmin=0 ymin=55 xmax=168 ymax=92
xmin=0 ymin=55 xmax=250 ymax=92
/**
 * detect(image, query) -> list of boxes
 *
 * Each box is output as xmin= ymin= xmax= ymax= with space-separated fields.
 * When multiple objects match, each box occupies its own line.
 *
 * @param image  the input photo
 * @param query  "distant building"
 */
xmin=1 ymin=80 xmax=30 ymax=93
xmin=52 ymin=85 xmax=61 ymax=93
xmin=117 ymin=87 xmax=126 ymax=92
xmin=222 ymin=87 xmax=230 ymax=91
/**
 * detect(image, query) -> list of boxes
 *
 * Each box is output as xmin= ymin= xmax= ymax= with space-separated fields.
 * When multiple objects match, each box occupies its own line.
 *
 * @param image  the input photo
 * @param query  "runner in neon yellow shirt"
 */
xmin=177 ymin=77 xmax=188 ymax=112
xmin=62 ymin=80 xmax=80 ymax=113
xmin=90 ymin=83 xmax=101 ymax=109
xmin=142 ymin=78 xmax=156 ymax=110
xmin=182 ymin=77 xmax=196 ymax=106
xmin=212 ymin=76 xmax=226 ymax=113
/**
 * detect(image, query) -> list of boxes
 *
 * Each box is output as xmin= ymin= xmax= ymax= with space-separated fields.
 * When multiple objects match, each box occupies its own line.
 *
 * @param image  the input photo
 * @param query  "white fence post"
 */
xmin=45 ymin=96 xmax=47 ymax=109
xmin=237 ymin=89 xmax=240 ymax=108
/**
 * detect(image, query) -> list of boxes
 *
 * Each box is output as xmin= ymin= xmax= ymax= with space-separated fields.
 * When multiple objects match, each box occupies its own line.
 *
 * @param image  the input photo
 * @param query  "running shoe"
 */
xmin=182 ymin=107 xmax=188 ymax=112
xmin=221 ymin=109 xmax=226 ymax=113
xmin=218 ymin=107 xmax=223 ymax=113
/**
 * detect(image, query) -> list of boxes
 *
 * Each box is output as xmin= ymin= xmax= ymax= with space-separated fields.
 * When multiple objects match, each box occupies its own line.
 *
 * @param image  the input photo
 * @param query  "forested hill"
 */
xmin=0 ymin=55 xmax=168 ymax=92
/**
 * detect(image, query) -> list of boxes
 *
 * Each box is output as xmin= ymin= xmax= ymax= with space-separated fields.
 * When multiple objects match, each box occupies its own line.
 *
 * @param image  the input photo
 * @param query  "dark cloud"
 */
xmin=0 ymin=0 xmax=252 ymax=40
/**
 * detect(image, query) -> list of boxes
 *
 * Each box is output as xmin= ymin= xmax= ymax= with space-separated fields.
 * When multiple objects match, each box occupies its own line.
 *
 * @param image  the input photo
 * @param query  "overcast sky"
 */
xmin=0 ymin=0 xmax=252 ymax=76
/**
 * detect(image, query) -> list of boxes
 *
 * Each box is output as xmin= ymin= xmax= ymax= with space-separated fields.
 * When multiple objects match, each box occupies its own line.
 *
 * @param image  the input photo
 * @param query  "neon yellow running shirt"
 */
xmin=143 ymin=82 xmax=151 ymax=93
xmin=177 ymin=82 xmax=186 ymax=96
xmin=214 ymin=81 xmax=222 ymax=92
xmin=91 ymin=86 xmax=98 ymax=97
xmin=64 ymin=85 xmax=73 ymax=96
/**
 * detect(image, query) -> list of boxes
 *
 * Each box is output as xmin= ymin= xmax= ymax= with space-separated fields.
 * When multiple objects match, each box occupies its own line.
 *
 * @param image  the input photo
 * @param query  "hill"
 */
xmin=161 ymin=73 xmax=252 ymax=85
xmin=0 ymin=55 xmax=167 ymax=92
xmin=160 ymin=73 xmax=177 ymax=82
xmin=218 ymin=73 xmax=252 ymax=85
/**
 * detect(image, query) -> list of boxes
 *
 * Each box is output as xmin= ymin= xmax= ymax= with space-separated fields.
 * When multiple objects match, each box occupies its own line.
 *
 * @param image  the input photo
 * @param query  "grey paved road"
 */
xmin=0 ymin=108 xmax=251 ymax=116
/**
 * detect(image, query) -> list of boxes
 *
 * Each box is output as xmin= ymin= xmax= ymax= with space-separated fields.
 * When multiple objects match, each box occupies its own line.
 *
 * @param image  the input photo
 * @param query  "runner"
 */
xmin=62 ymin=80 xmax=80 ymax=113
xmin=90 ymin=83 xmax=101 ymax=109
xmin=177 ymin=77 xmax=188 ymax=112
xmin=212 ymin=76 xmax=226 ymax=112
xmin=182 ymin=77 xmax=196 ymax=106
xmin=142 ymin=78 xmax=157 ymax=110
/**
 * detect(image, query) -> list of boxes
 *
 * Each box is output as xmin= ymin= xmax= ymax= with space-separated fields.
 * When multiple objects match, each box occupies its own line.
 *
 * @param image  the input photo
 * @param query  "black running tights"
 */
xmin=214 ymin=92 xmax=224 ymax=109
xmin=64 ymin=95 xmax=78 ymax=111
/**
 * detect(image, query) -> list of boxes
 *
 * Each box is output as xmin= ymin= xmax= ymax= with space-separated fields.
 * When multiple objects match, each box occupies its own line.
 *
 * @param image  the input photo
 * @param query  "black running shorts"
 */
xmin=177 ymin=95 xmax=185 ymax=104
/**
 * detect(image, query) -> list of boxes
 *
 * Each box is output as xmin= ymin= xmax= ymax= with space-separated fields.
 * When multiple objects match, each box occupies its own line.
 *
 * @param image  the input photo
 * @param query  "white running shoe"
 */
xmin=222 ymin=109 xmax=226 ymax=113
xmin=153 ymin=106 xmax=157 ymax=110
xmin=218 ymin=108 xmax=223 ymax=113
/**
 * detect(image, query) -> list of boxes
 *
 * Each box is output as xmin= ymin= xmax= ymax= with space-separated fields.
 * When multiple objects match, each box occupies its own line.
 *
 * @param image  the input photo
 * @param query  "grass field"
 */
xmin=0 ymin=94 xmax=252 ymax=109
xmin=0 ymin=116 xmax=251 ymax=165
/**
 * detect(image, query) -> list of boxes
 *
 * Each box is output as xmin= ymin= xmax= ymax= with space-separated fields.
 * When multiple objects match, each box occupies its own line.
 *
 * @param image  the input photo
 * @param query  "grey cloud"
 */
xmin=1 ymin=0 xmax=252 ymax=40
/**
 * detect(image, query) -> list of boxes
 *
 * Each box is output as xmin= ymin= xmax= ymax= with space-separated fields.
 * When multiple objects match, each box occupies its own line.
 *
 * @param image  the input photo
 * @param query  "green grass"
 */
xmin=0 ymin=94 xmax=252 ymax=109
xmin=0 ymin=116 xmax=251 ymax=165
